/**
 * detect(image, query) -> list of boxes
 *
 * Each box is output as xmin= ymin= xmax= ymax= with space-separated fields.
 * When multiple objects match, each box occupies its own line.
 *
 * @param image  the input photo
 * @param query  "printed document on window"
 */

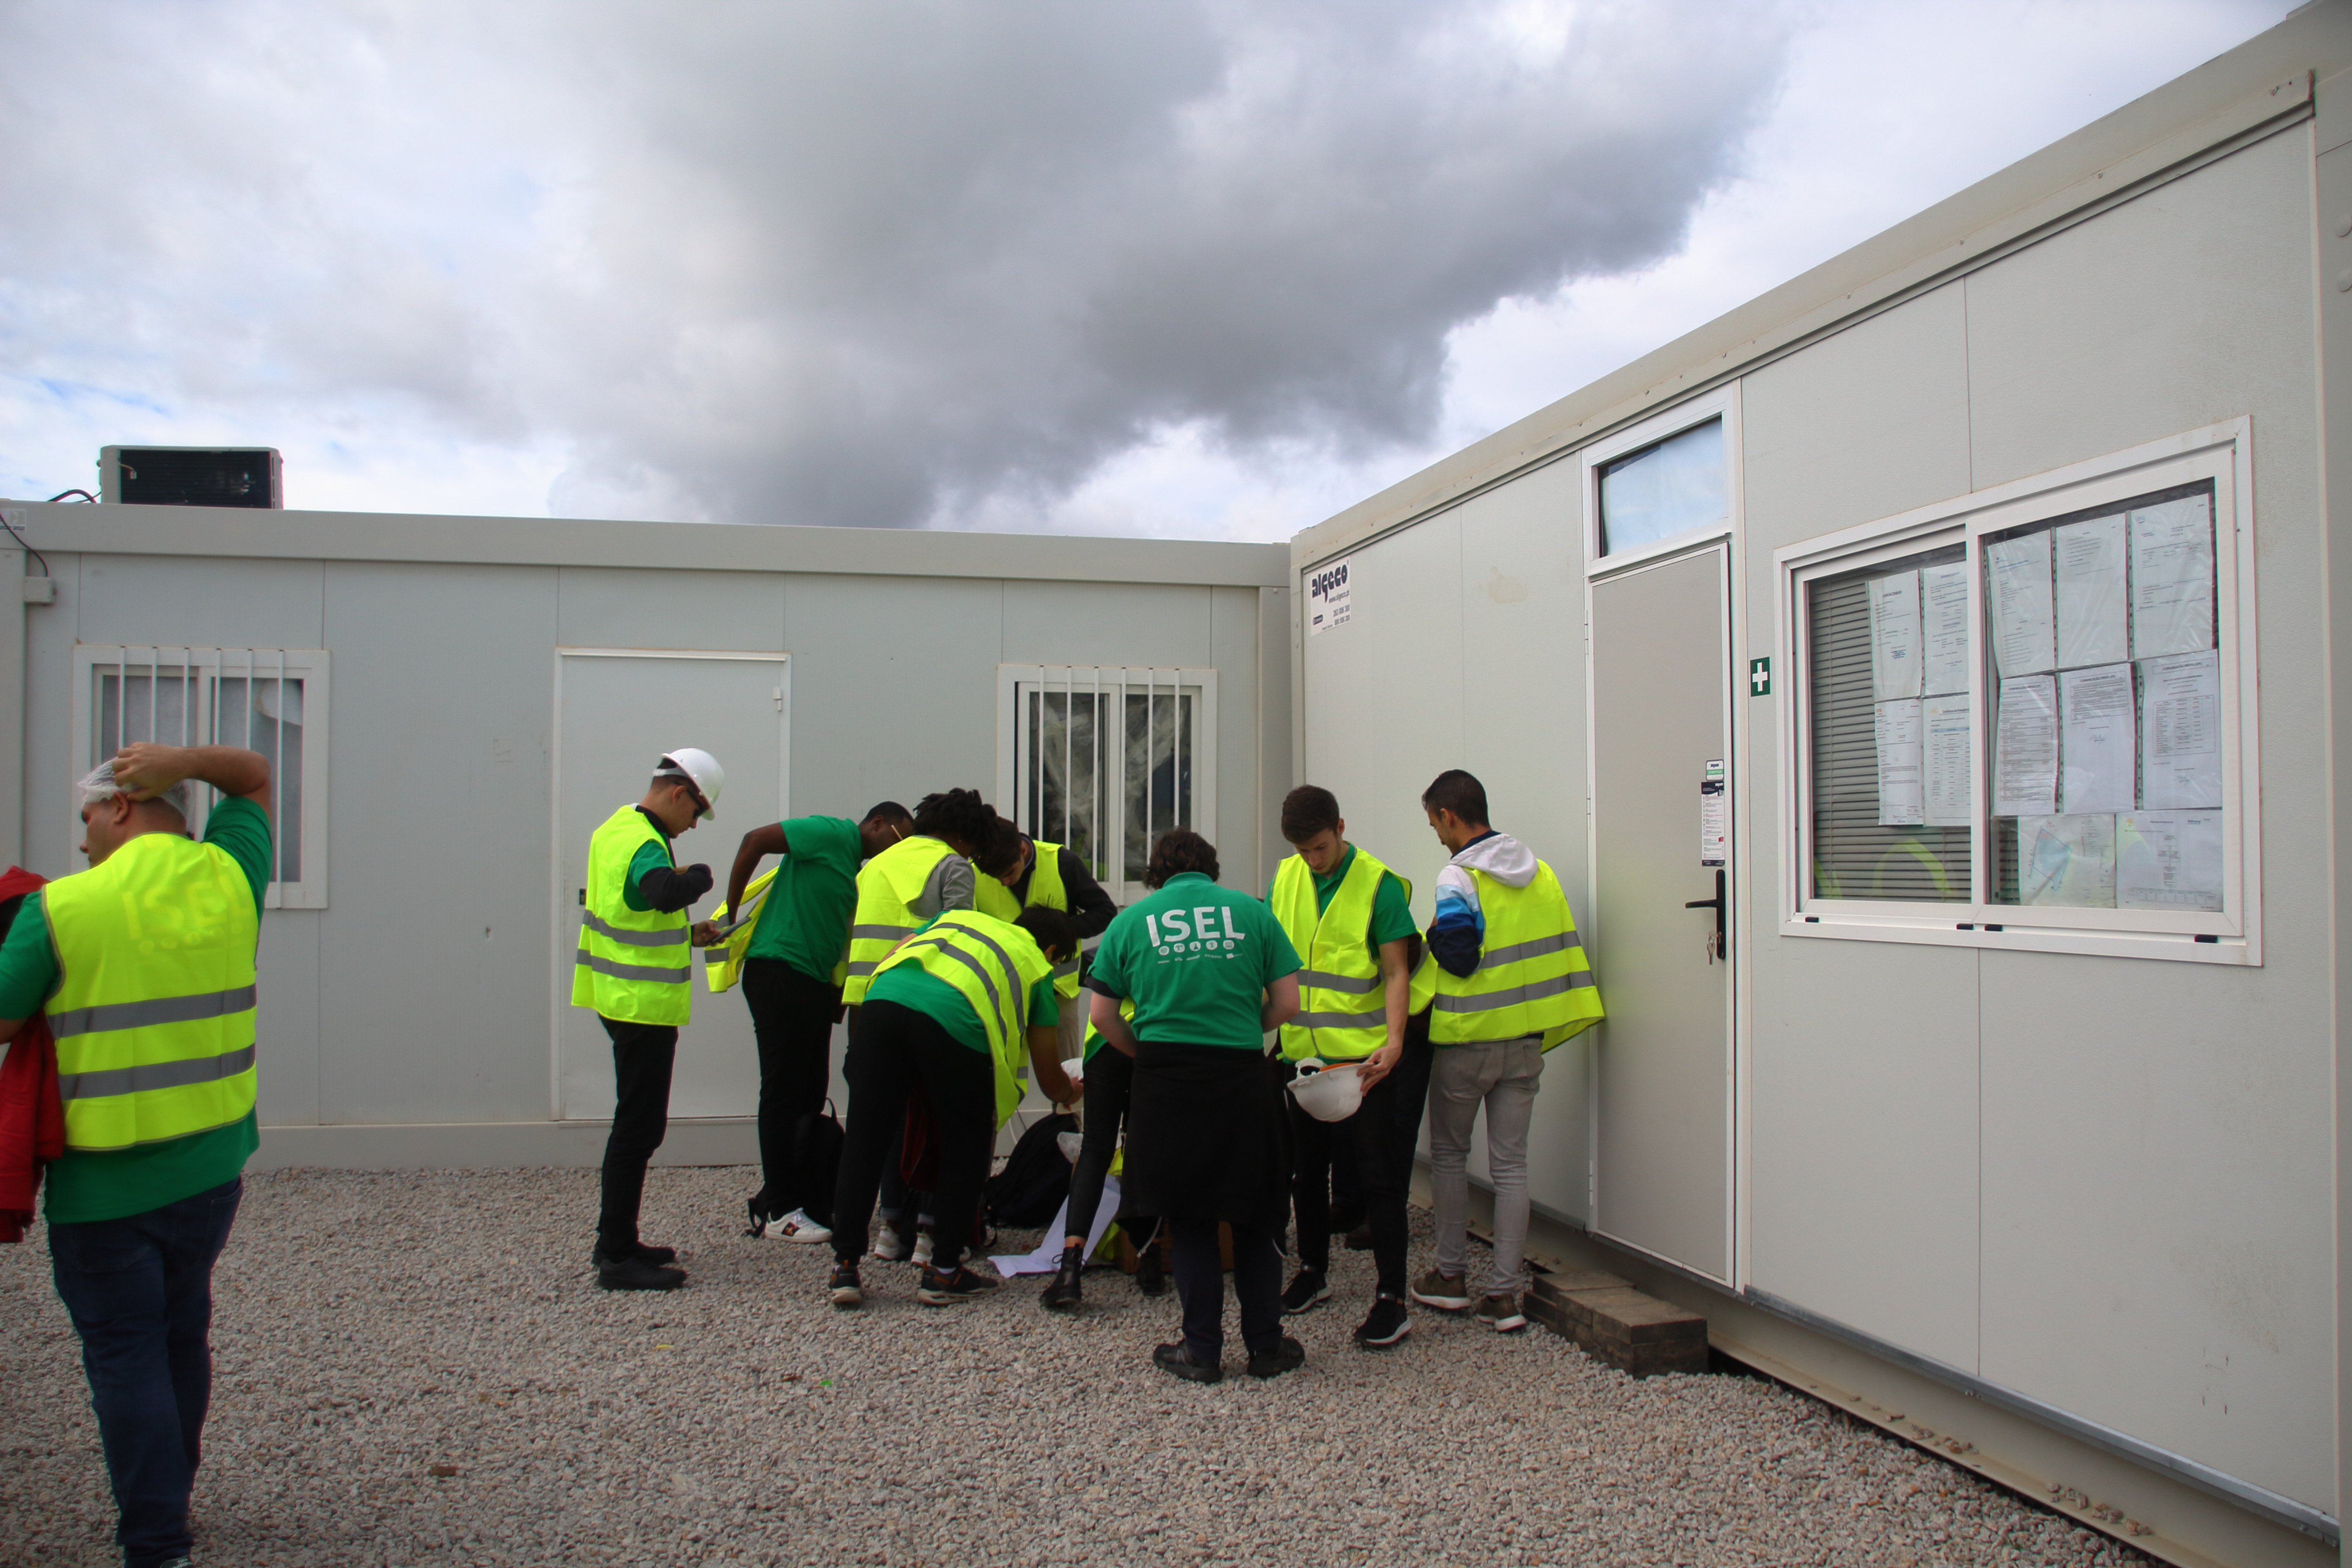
xmin=1920 ymin=562 xmax=1970 ymax=696
xmin=1922 ymin=694 xmax=1971 ymax=827
xmin=2139 ymin=649 xmax=2221 ymax=810
xmin=2053 ymin=514 xmax=2129 ymax=669
xmin=2130 ymin=495 xmax=2215 ymax=660
xmin=2020 ymin=813 xmax=2117 ymax=907
xmin=1869 ymin=571 xmax=1922 ymax=702
xmin=1993 ymin=674 xmax=2058 ymax=818
xmin=2116 ymin=812 xmax=2223 ymax=912
xmin=1874 ymin=699 xmax=1923 ymax=826
xmin=2058 ymin=662 xmax=2135 ymax=814
xmin=1987 ymin=533 xmax=2055 ymax=677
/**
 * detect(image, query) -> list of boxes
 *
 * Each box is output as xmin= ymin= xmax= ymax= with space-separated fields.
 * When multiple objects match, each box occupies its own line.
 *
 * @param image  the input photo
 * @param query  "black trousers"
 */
xmin=743 ymin=958 xmax=842 ymax=1218
xmin=1170 ymin=1217 xmax=1283 ymax=1359
xmin=1066 ymin=1045 xmax=1156 ymax=1245
xmin=830 ymin=1001 xmax=994 ymax=1274
xmin=1290 ymin=1063 xmax=1407 ymax=1297
xmin=597 ymin=1016 xmax=678 ymax=1257
xmin=1387 ymin=1013 xmax=1435 ymax=1185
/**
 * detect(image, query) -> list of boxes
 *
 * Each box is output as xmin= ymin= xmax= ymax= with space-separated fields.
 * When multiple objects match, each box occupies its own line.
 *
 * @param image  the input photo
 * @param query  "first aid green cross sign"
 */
xmin=1748 ymin=657 xmax=1771 ymax=696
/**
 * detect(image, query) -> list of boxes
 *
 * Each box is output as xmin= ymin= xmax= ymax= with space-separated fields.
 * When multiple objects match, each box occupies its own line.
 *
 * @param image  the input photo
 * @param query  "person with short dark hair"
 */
xmin=1091 ymin=829 xmax=1306 ymax=1383
xmin=1267 ymin=785 xmax=1420 ymax=1347
xmin=974 ymin=815 xmax=1119 ymax=1056
xmin=718 ymin=801 xmax=915 ymax=1243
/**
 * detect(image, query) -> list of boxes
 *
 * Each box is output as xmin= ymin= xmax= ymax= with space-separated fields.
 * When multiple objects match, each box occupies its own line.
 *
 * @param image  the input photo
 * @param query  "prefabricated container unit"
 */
xmin=0 ymin=503 xmax=1292 ymax=1166
xmin=1290 ymin=9 xmax=2352 ymax=1567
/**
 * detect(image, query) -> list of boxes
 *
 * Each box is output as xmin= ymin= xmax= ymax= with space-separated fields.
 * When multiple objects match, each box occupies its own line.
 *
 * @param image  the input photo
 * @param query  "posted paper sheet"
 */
xmin=1920 ymin=561 xmax=1971 ymax=697
xmin=1869 ymin=571 xmax=1923 ymax=702
xmin=989 ymin=1175 xmax=1122 ymax=1278
xmin=2019 ymin=813 xmax=2117 ymax=907
xmin=1993 ymin=674 xmax=2059 ymax=818
xmin=1922 ymin=694 xmax=1971 ymax=828
xmin=2130 ymin=495 xmax=2215 ymax=660
xmin=2140 ymin=649 xmax=2222 ymax=810
xmin=2117 ymin=812 xmax=2224 ymax=912
xmin=1874 ymin=700 xmax=1924 ymax=826
xmin=2053 ymin=514 xmax=2130 ymax=669
xmin=2057 ymin=662 xmax=2136 ymax=815
xmin=1987 ymin=533 xmax=2056 ymax=678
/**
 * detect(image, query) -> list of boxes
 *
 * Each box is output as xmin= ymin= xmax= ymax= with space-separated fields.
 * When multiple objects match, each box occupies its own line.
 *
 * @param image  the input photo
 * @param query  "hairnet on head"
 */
xmin=77 ymin=760 xmax=189 ymax=817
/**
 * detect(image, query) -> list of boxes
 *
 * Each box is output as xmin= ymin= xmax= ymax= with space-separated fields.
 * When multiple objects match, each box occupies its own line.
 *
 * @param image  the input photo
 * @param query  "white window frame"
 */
xmin=69 ymin=645 xmax=332 ymax=910
xmin=995 ymin=665 xmax=1218 ymax=906
xmin=1580 ymin=383 xmax=1743 ymax=577
xmin=1772 ymin=418 xmax=2259 ymax=965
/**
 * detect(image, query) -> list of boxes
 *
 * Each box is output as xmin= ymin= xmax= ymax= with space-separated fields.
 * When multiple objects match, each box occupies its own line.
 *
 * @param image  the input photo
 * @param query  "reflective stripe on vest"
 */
xmin=44 ymin=832 xmax=261 ymax=1152
xmin=569 ymin=804 xmax=691 ymax=1026
xmin=1411 ymin=859 xmax=1604 ymax=1050
xmin=871 ymin=911 xmax=1054 ymax=1128
xmin=1272 ymin=848 xmax=1407 ymax=1062
xmin=843 ymin=837 xmax=958 ymax=1005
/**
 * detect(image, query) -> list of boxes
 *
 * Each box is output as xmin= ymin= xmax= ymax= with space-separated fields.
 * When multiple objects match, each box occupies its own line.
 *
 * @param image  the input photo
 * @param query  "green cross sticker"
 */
xmin=1748 ymin=657 xmax=1771 ymax=696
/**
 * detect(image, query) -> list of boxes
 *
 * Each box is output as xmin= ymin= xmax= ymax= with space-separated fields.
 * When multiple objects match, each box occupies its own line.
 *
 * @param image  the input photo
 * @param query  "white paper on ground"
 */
xmin=2116 ymin=812 xmax=2225 ymax=912
xmin=2058 ymin=662 xmax=2136 ymax=814
xmin=1874 ymin=699 xmax=1924 ymax=825
xmin=1993 ymin=674 xmax=2058 ymax=818
xmin=1986 ymin=533 xmax=2056 ymax=678
xmin=988 ymin=1173 xmax=1122 ymax=1277
xmin=2130 ymin=495 xmax=2215 ymax=660
xmin=2019 ymin=813 xmax=2117 ymax=907
xmin=1869 ymin=570 xmax=1923 ymax=702
xmin=2139 ymin=649 xmax=2222 ymax=810
xmin=2053 ymin=514 xmax=2130 ymax=669
xmin=1920 ymin=562 xmax=1971 ymax=696
xmin=1922 ymin=694 xmax=1971 ymax=828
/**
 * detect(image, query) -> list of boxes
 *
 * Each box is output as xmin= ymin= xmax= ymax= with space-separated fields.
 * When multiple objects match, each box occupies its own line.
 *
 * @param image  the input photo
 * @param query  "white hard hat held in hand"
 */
xmin=657 ymin=748 xmax=725 ymax=821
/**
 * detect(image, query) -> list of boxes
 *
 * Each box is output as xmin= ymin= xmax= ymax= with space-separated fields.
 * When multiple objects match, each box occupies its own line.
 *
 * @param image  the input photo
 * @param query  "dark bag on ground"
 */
xmin=984 ymin=1112 xmax=1078 ymax=1229
xmin=792 ymin=1101 xmax=845 ymax=1228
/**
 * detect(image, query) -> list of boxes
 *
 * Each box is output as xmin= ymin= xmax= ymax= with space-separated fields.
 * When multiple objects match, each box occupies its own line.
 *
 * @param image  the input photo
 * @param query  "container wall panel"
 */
xmin=556 ymin=566 xmax=786 ymax=653
xmin=999 ymin=580 xmax=1215 ymax=671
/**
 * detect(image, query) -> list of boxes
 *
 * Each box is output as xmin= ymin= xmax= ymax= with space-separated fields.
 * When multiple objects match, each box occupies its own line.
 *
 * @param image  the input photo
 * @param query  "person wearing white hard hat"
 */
xmin=571 ymin=747 xmax=725 ymax=1290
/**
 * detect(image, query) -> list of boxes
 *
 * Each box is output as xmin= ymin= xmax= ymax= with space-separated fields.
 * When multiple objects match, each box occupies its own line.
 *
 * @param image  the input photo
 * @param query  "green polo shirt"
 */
xmin=0 ymin=798 xmax=272 ymax=1224
xmin=742 ymin=815 xmax=863 ymax=985
xmin=864 ymin=918 xmax=1058 ymax=1057
xmin=1088 ymin=872 xmax=1299 ymax=1051
xmin=1294 ymin=845 xmax=1417 ymax=941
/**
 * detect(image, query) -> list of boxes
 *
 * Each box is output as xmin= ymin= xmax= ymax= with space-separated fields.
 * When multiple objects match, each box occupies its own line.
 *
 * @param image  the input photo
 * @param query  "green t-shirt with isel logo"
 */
xmin=1088 ymin=872 xmax=1300 ymax=1051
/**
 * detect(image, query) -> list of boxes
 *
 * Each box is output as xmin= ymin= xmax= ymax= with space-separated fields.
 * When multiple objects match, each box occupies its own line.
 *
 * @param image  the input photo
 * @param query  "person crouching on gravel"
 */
xmin=825 ymin=906 xmax=1080 ymax=1308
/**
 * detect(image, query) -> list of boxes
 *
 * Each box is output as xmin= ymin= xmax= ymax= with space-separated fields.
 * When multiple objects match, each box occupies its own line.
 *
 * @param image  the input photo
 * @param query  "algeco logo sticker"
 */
xmin=1307 ymin=555 xmax=1352 ymax=637
xmin=1147 ymin=906 xmax=1247 ymax=957
xmin=1308 ymin=563 xmax=1348 ymax=598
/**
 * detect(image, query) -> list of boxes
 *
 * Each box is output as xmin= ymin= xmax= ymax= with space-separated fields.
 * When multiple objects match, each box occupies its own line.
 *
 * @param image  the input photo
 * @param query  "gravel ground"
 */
xmin=2 ymin=1167 xmax=2151 ymax=1568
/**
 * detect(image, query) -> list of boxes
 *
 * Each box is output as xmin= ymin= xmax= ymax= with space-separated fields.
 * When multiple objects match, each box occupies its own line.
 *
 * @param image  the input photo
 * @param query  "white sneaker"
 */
xmin=765 ymin=1208 xmax=833 ymax=1244
xmin=911 ymin=1230 xmax=935 ymax=1269
xmin=869 ymin=1227 xmax=911 ymax=1262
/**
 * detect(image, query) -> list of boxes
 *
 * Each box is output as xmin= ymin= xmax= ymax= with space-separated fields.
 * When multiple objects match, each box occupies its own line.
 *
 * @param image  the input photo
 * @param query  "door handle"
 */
xmin=1683 ymin=869 xmax=1726 ymax=960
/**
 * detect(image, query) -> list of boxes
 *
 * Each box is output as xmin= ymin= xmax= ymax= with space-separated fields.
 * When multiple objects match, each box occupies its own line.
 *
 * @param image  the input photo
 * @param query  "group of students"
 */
xmin=571 ymin=751 xmax=1604 ymax=1383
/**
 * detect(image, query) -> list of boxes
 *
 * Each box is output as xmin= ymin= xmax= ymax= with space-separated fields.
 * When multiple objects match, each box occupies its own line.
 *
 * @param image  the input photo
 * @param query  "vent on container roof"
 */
xmin=100 ymin=446 xmax=281 ymax=508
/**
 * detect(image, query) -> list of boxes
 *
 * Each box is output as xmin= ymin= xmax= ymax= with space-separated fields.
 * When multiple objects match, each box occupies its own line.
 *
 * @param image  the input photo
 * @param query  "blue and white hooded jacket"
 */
xmin=1427 ymin=830 xmax=1539 ymax=978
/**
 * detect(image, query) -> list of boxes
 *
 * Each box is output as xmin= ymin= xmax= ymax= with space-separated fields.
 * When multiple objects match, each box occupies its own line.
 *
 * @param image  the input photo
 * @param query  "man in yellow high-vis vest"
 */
xmin=974 ymin=815 xmax=1117 ymax=1059
xmin=0 ymin=740 xmax=271 ymax=1568
xmin=1406 ymin=770 xmax=1603 ymax=1333
xmin=1265 ymin=785 xmax=1420 ymax=1350
xmin=570 ymin=748 xmax=724 ymax=1292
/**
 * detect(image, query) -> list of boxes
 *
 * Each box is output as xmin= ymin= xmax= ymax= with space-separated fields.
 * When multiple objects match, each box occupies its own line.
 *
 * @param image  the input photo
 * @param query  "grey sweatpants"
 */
xmin=1426 ymin=1037 xmax=1544 ymax=1298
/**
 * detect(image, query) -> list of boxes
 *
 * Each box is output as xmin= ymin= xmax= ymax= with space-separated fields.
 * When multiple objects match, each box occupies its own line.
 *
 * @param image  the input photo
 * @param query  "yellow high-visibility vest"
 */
xmin=700 ymin=866 xmax=776 ymax=994
xmin=1407 ymin=858 xmax=1602 ymax=1050
xmin=843 ymin=835 xmax=960 ymax=1006
xmin=570 ymin=805 xmax=691 ymax=1026
xmin=1271 ymin=848 xmax=1409 ymax=1062
xmin=871 ymin=911 xmax=1054 ymax=1129
xmin=976 ymin=838 xmax=1080 ymax=999
xmin=45 ymin=832 xmax=260 ymax=1152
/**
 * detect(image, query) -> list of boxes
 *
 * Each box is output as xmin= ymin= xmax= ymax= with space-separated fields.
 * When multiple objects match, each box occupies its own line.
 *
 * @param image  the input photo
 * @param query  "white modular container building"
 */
xmin=0 ymin=504 xmax=1292 ymax=1166
xmin=1291 ymin=8 xmax=2352 ymax=1566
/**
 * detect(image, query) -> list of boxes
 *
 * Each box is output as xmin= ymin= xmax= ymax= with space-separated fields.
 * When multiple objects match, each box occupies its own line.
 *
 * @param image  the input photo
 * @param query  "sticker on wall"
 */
xmin=1307 ymin=557 xmax=1352 ymax=636
xmin=1699 ymin=759 xmax=1727 ymax=867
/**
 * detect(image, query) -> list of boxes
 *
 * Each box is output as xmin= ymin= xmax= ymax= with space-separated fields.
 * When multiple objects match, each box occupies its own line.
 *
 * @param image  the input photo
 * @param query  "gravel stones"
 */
xmin=0 ymin=1167 xmax=2155 ymax=1567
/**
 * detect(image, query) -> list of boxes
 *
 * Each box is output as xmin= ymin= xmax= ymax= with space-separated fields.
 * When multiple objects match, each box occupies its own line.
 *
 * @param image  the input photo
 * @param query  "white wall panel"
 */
xmin=1207 ymin=585 xmax=1267 ymax=885
xmin=74 ymin=554 xmax=325 ymax=651
xmin=999 ymin=580 xmax=1215 ymax=670
xmin=556 ymin=566 xmax=786 ymax=653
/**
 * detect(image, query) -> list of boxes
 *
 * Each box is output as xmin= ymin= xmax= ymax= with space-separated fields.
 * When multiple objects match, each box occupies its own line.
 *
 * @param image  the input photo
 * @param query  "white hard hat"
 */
xmin=656 ymin=747 xmax=725 ymax=820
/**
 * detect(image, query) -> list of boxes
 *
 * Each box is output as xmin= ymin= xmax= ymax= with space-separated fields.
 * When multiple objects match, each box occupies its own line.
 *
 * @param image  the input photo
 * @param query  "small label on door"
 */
xmin=1699 ymin=760 xmax=1727 ymax=867
xmin=1307 ymin=557 xmax=1352 ymax=635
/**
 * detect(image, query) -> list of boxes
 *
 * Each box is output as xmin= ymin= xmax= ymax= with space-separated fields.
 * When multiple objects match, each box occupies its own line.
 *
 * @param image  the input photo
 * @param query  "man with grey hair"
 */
xmin=0 ymin=740 xmax=272 ymax=1568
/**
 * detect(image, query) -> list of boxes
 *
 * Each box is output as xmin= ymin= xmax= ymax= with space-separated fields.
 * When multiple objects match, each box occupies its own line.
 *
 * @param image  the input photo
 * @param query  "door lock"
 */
xmin=1684 ymin=869 xmax=1726 ymax=963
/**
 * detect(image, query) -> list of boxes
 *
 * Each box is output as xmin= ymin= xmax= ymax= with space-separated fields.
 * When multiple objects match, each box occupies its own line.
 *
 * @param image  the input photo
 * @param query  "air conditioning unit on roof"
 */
xmin=99 ymin=446 xmax=282 ymax=509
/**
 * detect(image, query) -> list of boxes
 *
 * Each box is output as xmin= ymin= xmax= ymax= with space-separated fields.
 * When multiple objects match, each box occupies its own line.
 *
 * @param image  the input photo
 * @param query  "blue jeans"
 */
xmin=49 ymin=1177 xmax=243 ymax=1567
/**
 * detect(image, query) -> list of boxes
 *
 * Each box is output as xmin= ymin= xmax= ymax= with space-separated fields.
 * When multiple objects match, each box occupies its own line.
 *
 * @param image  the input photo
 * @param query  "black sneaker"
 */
xmin=1354 ymin=1294 xmax=1411 ymax=1348
xmin=916 ymin=1266 xmax=1001 ymax=1306
xmin=1246 ymin=1336 xmax=1307 ymax=1379
xmin=827 ymin=1261 xmax=863 ymax=1309
xmin=1152 ymin=1341 xmax=1223 ymax=1383
xmin=632 ymin=1241 xmax=678 ymax=1266
xmin=1343 ymin=1221 xmax=1374 ymax=1252
xmin=1279 ymin=1269 xmax=1331 ymax=1315
xmin=1040 ymin=1247 xmax=1084 ymax=1312
xmin=594 ymin=1252 xmax=685 ymax=1291
xmin=1134 ymin=1243 xmax=1167 ymax=1297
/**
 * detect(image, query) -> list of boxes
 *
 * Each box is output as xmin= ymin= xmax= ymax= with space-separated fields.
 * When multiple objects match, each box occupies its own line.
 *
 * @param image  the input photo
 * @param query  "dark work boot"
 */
xmin=594 ymin=1250 xmax=685 ymax=1291
xmin=1041 ymin=1245 xmax=1085 ymax=1312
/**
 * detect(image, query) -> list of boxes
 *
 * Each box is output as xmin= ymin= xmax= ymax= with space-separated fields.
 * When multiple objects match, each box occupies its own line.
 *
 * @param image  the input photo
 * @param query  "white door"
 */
xmin=554 ymin=651 xmax=788 ymax=1120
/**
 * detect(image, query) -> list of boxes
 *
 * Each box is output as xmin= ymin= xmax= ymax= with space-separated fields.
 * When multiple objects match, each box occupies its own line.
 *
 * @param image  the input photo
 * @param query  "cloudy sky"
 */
xmin=1 ymin=1 xmax=2284 ymax=541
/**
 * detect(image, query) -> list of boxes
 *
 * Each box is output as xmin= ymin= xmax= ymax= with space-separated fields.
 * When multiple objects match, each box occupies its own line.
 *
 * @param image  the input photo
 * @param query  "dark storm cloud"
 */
xmin=0 ymin=1 xmax=1791 ymax=526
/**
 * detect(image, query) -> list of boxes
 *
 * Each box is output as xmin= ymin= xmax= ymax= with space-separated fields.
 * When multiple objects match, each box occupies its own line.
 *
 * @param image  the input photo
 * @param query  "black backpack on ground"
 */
xmin=791 ymin=1101 xmax=846 ymax=1228
xmin=983 ymin=1112 xmax=1078 ymax=1229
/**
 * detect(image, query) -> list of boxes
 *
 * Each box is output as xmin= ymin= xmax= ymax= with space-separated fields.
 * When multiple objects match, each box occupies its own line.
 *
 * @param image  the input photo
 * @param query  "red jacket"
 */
xmin=0 ymin=867 xmax=62 ymax=1242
